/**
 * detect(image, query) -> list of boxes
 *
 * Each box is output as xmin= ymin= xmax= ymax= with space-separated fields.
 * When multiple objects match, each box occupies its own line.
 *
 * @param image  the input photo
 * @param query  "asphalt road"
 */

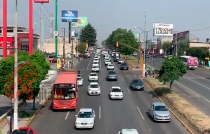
xmin=0 ymin=96 xmax=12 ymax=117
xmin=146 ymin=57 xmax=210 ymax=116
xmin=29 ymin=56 xmax=190 ymax=134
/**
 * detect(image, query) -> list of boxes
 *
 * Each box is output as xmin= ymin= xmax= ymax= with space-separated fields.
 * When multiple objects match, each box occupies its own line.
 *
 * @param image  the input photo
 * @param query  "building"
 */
xmin=0 ymin=25 xmax=39 ymax=59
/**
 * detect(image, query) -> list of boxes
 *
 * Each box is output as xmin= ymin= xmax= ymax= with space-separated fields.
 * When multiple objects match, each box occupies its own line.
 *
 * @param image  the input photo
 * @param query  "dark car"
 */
xmin=113 ymin=56 xmax=119 ymax=62
xmin=120 ymin=62 xmax=129 ymax=70
xmin=130 ymin=79 xmax=144 ymax=91
xmin=153 ymin=54 xmax=157 ymax=58
xmin=106 ymin=70 xmax=117 ymax=81
xmin=146 ymin=54 xmax=149 ymax=58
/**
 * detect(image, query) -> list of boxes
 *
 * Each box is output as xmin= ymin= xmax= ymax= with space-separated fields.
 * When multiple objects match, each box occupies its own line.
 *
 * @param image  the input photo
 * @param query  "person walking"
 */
xmin=149 ymin=67 xmax=153 ymax=78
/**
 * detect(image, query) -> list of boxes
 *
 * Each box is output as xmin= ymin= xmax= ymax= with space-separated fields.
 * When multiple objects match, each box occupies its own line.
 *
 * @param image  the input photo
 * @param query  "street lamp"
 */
xmin=60 ymin=28 xmax=66 ymax=64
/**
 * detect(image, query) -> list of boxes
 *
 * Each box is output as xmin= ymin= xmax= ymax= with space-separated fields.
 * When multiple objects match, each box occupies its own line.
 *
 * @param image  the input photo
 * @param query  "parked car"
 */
xmin=12 ymin=127 xmax=36 ymax=134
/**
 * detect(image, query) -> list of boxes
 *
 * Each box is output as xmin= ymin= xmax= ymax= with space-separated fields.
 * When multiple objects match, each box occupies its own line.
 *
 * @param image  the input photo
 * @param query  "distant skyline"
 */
xmin=1 ymin=0 xmax=210 ymax=44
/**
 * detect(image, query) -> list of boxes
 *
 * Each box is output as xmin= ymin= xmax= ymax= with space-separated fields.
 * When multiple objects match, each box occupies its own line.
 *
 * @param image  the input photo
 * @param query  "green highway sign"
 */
xmin=71 ymin=17 xmax=88 ymax=27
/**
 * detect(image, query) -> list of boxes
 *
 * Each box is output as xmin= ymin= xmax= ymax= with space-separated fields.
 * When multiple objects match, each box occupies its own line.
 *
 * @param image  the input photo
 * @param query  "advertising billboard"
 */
xmin=153 ymin=23 xmax=173 ymax=36
xmin=34 ymin=0 xmax=50 ymax=3
xmin=71 ymin=17 xmax=88 ymax=27
xmin=61 ymin=10 xmax=78 ymax=22
xmin=173 ymin=31 xmax=189 ymax=42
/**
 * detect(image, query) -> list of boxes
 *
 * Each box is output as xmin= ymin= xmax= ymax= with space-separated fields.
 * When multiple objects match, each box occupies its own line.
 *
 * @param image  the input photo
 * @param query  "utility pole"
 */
xmin=55 ymin=0 xmax=58 ymax=58
xmin=175 ymin=32 xmax=178 ymax=56
xmin=3 ymin=0 xmax=7 ymax=58
xmin=62 ymin=28 xmax=66 ymax=64
xmin=14 ymin=0 xmax=18 ymax=130
xmin=71 ymin=38 xmax=74 ymax=54
xmin=40 ymin=3 xmax=44 ymax=52
xmin=143 ymin=12 xmax=146 ymax=77
xmin=49 ymin=14 xmax=54 ymax=39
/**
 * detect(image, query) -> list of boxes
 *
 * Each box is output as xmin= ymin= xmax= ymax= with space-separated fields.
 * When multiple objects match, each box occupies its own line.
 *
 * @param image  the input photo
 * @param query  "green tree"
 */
xmin=106 ymin=28 xmax=139 ymax=55
xmin=76 ymin=43 xmax=86 ymax=53
xmin=158 ymin=56 xmax=187 ymax=90
xmin=162 ymin=41 xmax=171 ymax=55
xmin=80 ymin=23 xmax=97 ymax=46
xmin=187 ymin=47 xmax=209 ymax=60
xmin=177 ymin=40 xmax=189 ymax=56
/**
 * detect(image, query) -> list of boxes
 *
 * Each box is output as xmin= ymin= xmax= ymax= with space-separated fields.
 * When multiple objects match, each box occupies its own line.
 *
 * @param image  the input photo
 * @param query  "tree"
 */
xmin=105 ymin=28 xmax=139 ymax=55
xmin=177 ymin=40 xmax=189 ymax=56
xmin=80 ymin=23 xmax=97 ymax=46
xmin=158 ymin=56 xmax=187 ymax=90
xmin=187 ymin=47 xmax=209 ymax=60
xmin=162 ymin=41 xmax=171 ymax=55
xmin=76 ymin=43 xmax=86 ymax=53
xmin=2 ymin=62 xmax=39 ymax=112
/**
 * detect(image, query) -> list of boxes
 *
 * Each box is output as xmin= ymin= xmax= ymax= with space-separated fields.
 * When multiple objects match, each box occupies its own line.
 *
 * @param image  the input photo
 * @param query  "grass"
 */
xmin=0 ymin=130 xmax=2 ymax=134
xmin=120 ymin=54 xmax=138 ymax=62
xmin=21 ymin=112 xmax=31 ymax=118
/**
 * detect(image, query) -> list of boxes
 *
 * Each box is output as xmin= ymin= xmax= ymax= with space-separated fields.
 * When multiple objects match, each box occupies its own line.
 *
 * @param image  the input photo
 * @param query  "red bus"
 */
xmin=52 ymin=72 xmax=78 ymax=110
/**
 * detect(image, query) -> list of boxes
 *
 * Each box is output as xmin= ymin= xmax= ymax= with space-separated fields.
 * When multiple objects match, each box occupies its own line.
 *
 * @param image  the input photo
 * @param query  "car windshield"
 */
xmin=108 ymin=64 xmax=113 ymax=66
xmin=111 ymin=88 xmax=121 ymax=92
xmin=121 ymin=63 xmax=127 ymax=66
xmin=78 ymin=112 xmax=93 ymax=118
xmin=133 ymin=80 xmax=143 ymax=85
xmin=90 ymin=84 xmax=99 ymax=88
xmin=155 ymin=106 xmax=168 ymax=111
xmin=90 ymin=73 xmax=97 ymax=76
xmin=108 ymin=71 xmax=116 ymax=74
xmin=77 ymin=78 xmax=82 ymax=80
xmin=12 ymin=130 xmax=28 ymax=134
xmin=53 ymin=87 xmax=76 ymax=100
xmin=93 ymin=62 xmax=98 ymax=64
xmin=93 ymin=66 xmax=98 ymax=68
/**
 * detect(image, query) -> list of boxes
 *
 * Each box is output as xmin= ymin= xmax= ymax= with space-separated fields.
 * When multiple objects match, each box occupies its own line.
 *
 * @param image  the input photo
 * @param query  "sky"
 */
xmin=1 ymin=0 xmax=210 ymax=44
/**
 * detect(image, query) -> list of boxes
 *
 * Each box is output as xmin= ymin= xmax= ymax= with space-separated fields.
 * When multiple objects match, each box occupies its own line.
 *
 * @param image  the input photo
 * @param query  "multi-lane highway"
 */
xmin=29 ymin=56 xmax=190 ymax=134
xmin=147 ymin=57 xmax=210 ymax=116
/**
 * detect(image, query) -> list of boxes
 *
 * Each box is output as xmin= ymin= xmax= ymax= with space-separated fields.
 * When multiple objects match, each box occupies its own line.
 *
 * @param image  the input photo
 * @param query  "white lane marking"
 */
xmin=187 ymin=78 xmax=210 ymax=90
xmin=113 ymin=61 xmax=118 ymax=73
xmin=65 ymin=112 xmax=69 ymax=120
xmin=136 ymin=106 xmax=144 ymax=120
xmin=99 ymin=106 xmax=101 ymax=119
xmin=100 ymin=58 xmax=101 ymax=69
xmin=175 ymin=81 xmax=200 ymax=97
xmin=149 ymin=129 xmax=151 ymax=132
xmin=127 ymin=88 xmax=131 ymax=94
xmin=121 ymin=77 xmax=124 ymax=81
xmin=86 ymin=59 xmax=92 ymax=69
xmin=205 ymin=99 xmax=210 ymax=103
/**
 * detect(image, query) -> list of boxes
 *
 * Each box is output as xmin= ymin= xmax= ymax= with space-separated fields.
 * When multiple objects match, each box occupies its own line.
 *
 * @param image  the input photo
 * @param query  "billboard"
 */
xmin=153 ymin=23 xmax=173 ymax=36
xmin=173 ymin=31 xmax=189 ymax=42
xmin=34 ymin=0 xmax=50 ymax=3
xmin=61 ymin=10 xmax=78 ymax=22
xmin=71 ymin=17 xmax=88 ymax=27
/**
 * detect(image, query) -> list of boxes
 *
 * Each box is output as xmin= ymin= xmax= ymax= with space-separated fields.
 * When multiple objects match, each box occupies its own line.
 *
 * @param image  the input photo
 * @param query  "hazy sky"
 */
xmin=1 ymin=0 xmax=210 ymax=44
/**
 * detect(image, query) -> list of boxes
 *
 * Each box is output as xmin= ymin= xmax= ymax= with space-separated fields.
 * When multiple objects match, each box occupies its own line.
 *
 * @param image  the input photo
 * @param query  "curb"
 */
xmin=0 ymin=101 xmax=24 ymax=123
xmin=25 ymin=94 xmax=52 ymax=126
xmin=140 ymin=76 xmax=194 ymax=134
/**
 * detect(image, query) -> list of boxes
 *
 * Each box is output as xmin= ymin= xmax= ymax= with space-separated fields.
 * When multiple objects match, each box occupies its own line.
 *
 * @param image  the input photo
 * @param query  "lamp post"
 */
xmin=61 ymin=28 xmax=66 ymax=64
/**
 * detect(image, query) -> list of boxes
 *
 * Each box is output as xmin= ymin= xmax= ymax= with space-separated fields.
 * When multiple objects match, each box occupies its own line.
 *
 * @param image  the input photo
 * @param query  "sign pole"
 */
xmin=3 ymin=0 xmax=7 ymax=58
xmin=29 ymin=0 xmax=33 ymax=54
xmin=40 ymin=3 xmax=44 ymax=52
xmin=55 ymin=0 xmax=58 ymax=58
xmin=69 ymin=22 xmax=71 ymax=44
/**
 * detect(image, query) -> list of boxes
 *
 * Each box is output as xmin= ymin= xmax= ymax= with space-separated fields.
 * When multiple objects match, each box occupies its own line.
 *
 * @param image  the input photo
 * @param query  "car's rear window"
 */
xmin=90 ymin=74 xmax=97 ymax=76
xmin=12 ymin=130 xmax=28 ymax=134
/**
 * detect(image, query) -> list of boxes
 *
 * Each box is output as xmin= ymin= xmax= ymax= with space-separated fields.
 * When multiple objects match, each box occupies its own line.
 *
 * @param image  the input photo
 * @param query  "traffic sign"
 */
xmin=54 ymin=31 xmax=59 ymax=36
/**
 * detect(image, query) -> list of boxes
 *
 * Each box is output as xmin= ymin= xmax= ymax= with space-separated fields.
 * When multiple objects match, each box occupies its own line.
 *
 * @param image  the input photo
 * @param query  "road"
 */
xmin=29 ymin=56 xmax=190 ymax=134
xmin=146 ymin=57 xmax=210 ymax=116
xmin=0 ymin=96 xmax=12 ymax=117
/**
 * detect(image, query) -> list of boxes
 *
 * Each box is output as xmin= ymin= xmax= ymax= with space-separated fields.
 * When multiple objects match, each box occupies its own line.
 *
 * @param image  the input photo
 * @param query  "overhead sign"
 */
xmin=71 ymin=17 xmax=88 ymax=27
xmin=61 ymin=10 xmax=78 ymax=22
xmin=34 ymin=0 xmax=50 ymax=3
xmin=54 ymin=31 xmax=59 ymax=36
xmin=173 ymin=31 xmax=189 ymax=42
xmin=153 ymin=23 xmax=173 ymax=36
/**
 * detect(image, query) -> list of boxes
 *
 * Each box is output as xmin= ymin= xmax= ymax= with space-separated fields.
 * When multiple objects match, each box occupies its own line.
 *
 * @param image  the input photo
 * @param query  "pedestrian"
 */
xmin=149 ymin=67 xmax=153 ymax=78
xmin=153 ymin=71 xmax=156 ymax=78
xmin=145 ymin=69 xmax=147 ymax=77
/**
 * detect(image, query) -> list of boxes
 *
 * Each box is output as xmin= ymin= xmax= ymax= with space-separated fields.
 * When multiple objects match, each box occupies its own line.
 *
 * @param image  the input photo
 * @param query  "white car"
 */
xmin=77 ymin=77 xmax=83 ymax=86
xmin=92 ymin=61 xmax=99 ymax=67
xmin=118 ymin=59 xmax=124 ymax=64
xmin=88 ymin=82 xmax=101 ymax=95
xmin=109 ymin=86 xmax=123 ymax=100
xmin=107 ymin=64 xmax=114 ymax=70
xmin=94 ymin=57 xmax=99 ymax=60
xmin=75 ymin=108 xmax=96 ymax=129
xmin=91 ymin=65 xmax=100 ymax=72
xmin=89 ymin=73 xmax=99 ymax=81
xmin=118 ymin=129 xmax=139 ymax=134
xmin=93 ymin=59 xmax=99 ymax=63
xmin=105 ymin=56 xmax=110 ymax=60
xmin=104 ymin=59 xmax=111 ymax=65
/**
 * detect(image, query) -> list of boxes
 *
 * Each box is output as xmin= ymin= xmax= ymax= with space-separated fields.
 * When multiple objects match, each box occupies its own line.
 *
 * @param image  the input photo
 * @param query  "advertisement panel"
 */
xmin=71 ymin=17 xmax=88 ymax=27
xmin=173 ymin=31 xmax=189 ymax=42
xmin=34 ymin=0 xmax=50 ymax=3
xmin=153 ymin=23 xmax=173 ymax=36
xmin=61 ymin=10 xmax=78 ymax=22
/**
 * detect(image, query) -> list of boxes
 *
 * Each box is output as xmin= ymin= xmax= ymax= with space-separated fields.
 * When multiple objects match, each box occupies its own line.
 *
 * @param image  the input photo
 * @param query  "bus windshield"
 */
xmin=53 ymin=87 xmax=76 ymax=100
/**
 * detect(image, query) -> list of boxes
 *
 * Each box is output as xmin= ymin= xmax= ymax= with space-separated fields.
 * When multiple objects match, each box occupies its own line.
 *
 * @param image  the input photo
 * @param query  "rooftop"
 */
xmin=79 ymin=108 xmax=93 ymax=112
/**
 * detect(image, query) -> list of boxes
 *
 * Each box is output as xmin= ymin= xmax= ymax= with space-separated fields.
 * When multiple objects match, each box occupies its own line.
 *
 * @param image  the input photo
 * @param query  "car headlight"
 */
xmin=154 ymin=114 xmax=159 ymax=117
xmin=75 ymin=122 xmax=80 ymax=125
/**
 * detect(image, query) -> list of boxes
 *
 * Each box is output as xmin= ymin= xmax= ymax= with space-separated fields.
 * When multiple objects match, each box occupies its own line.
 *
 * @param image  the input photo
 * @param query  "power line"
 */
xmin=43 ymin=4 xmax=51 ymax=16
xmin=190 ymin=26 xmax=210 ymax=32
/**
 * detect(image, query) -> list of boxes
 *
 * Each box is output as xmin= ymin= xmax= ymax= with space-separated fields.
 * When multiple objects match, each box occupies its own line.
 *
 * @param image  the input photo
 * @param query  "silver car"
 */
xmin=106 ymin=70 xmax=117 ymax=81
xmin=149 ymin=102 xmax=171 ymax=122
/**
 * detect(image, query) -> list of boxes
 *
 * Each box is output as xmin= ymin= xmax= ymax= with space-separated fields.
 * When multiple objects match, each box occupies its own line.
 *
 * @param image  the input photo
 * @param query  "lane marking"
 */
xmin=65 ymin=112 xmax=69 ymax=120
xmin=86 ymin=58 xmax=92 ymax=69
xmin=99 ymin=106 xmax=101 ymax=119
xmin=205 ymin=99 xmax=210 ymax=103
xmin=136 ymin=106 xmax=144 ymax=120
xmin=113 ymin=60 xmax=118 ymax=73
xmin=187 ymin=78 xmax=210 ymax=90
xmin=121 ymin=77 xmax=124 ymax=81
xmin=127 ymin=88 xmax=131 ymax=94
xmin=175 ymin=81 xmax=200 ymax=97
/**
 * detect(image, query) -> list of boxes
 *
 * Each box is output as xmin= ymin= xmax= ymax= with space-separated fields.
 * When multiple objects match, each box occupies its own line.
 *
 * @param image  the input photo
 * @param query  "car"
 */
xmin=94 ymin=57 xmax=99 ymax=60
xmin=111 ymin=52 xmax=116 ymax=57
xmin=85 ymin=52 xmax=90 ymax=58
xmin=118 ymin=59 xmax=124 ymax=64
xmin=146 ymin=53 xmax=149 ymax=58
xmin=107 ymin=63 xmax=115 ymax=70
xmin=114 ymin=56 xmax=119 ymax=62
xmin=109 ymin=86 xmax=123 ymax=100
xmin=95 ymin=55 xmax=100 ymax=59
xmin=129 ymin=79 xmax=144 ymax=91
xmin=92 ymin=61 xmax=99 ymax=67
xmin=120 ymin=62 xmax=129 ymax=70
xmin=106 ymin=70 xmax=117 ymax=81
xmin=104 ymin=56 xmax=110 ymax=60
xmin=75 ymin=108 xmax=96 ymax=129
xmin=149 ymin=102 xmax=171 ymax=122
xmin=87 ymin=82 xmax=101 ymax=95
xmin=104 ymin=59 xmax=111 ymax=65
xmin=12 ymin=127 xmax=36 ymax=134
xmin=153 ymin=54 xmax=157 ymax=58
xmin=133 ymin=52 xmax=138 ymax=56
xmin=89 ymin=73 xmax=98 ymax=81
xmin=77 ymin=77 xmax=83 ymax=86
xmin=91 ymin=65 xmax=100 ymax=72
xmin=118 ymin=129 xmax=139 ymax=134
